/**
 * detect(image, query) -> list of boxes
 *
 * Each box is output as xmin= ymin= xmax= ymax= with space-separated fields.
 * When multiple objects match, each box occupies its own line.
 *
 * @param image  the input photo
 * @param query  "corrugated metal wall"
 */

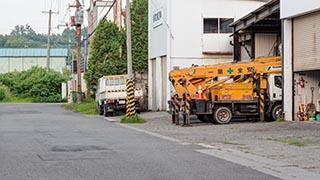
xmin=0 ymin=57 xmax=66 ymax=74
xmin=293 ymin=11 xmax=320 ymax=72
xmin=255 ymin=33 xmax=278 ymax=57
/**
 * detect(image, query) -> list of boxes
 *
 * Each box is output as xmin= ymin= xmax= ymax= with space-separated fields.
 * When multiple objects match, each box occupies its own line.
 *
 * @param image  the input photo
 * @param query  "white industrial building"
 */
xmin=281 ymin=0 xmax=320 ymax=120
xmin=148 ymin=0 xmax=269 ymax=111
xmin=87 ymin=0 xmax=123 ymax=33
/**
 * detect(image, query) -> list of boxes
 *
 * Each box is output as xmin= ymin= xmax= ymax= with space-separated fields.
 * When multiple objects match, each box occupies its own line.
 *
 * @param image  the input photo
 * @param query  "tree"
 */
xmin=0 ymin=24 xmax=88 ymax=49
xmin=85 ymin=20 xmax=127 ymax=91
xmin=0 ymin=35 xmax=9 ymax=47
xmin=4 ymin=36 xmax=44 ymax=48
xmin=131 ymin=0 xmax=148 ymax=73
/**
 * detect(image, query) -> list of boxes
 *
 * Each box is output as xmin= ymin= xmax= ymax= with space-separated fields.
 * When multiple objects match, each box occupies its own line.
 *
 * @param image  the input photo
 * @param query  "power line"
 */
xmin=87 ymin=0 xmax=114 ymax=32
xmin=86 ymin=0 xmax=117 ymax=40
xmin=83 ymin=1 xmax=108 ymax=33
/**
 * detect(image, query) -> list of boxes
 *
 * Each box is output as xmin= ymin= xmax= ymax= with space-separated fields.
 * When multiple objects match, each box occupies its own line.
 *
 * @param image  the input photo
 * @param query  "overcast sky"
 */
xmin=0 ymin=0 xmax=90 ymax=35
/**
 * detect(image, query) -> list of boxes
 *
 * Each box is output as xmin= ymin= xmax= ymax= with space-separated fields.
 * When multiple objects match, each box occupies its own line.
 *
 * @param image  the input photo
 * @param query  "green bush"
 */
xmin=0 ymin=85 xmax=12 ymax=101
xmin=0 ymin=67 xmax=67 ymax=102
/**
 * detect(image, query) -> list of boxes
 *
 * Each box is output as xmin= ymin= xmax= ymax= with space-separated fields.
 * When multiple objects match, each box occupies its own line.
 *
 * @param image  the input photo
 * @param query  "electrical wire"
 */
xmin=86 ymin=0 xmax=117 ymax=39
xmin=90 ymin=0 xmax=109 ymax=27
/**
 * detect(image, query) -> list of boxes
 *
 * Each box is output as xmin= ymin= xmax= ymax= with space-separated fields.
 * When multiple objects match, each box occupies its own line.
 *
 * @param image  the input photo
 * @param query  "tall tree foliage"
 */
xmin=131 ymin=0 xmax=148 ymax=73
xmin=85 ymin=20 xmax=127 ymax=91
xmin=0 ymin=24 xmax=88 ymax=49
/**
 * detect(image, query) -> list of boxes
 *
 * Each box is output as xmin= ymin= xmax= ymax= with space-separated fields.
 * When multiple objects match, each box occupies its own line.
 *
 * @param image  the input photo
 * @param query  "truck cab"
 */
xmin=266 ymin=73 xmax=282 ymax=120
xmin=268 ymin=74 xmax=282 ymax=101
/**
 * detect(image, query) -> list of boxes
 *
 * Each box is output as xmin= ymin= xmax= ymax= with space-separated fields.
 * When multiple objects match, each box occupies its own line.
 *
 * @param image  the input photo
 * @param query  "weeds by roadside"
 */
xmin=274 ymin=118 xmax=285 ymax=122
xmin=266 ymin=137 xmax=309 ymax=147
xmin=62 ymin=100 xmax=98 ymax=115
xmin=121 ymin=114 xmax=146 ymax=124
xmin=0 ymin=96 xmax=34 ymax=103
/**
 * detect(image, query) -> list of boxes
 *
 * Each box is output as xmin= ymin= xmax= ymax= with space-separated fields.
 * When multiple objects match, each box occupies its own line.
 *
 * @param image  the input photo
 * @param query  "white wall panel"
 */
xmin=149 ymin=0 xmax=167 ymax=59
xmin=281 ymin=0 xmax=320 ymax=19
xmin=203 ymin=34 xmax=233 ymax=52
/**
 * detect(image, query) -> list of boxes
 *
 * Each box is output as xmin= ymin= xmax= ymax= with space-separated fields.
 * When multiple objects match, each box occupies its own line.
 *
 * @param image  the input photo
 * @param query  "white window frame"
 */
xmin=203 ymin=18 xmax=234 ymax=34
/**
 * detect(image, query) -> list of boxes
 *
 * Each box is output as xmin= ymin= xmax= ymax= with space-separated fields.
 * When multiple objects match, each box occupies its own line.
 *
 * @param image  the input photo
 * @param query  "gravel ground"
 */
xmin=108 ymin=112 xmax=320 ymax=174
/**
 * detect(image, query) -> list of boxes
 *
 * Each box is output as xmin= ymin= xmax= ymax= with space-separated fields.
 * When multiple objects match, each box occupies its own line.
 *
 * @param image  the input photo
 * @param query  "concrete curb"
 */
xmin=196 ymin=143 xmax=320 ymax=180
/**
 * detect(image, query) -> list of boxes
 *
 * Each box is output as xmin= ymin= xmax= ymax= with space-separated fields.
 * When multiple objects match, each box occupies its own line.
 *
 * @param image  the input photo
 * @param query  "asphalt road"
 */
xmin=0 ymin=103 xmax=281 ymax=180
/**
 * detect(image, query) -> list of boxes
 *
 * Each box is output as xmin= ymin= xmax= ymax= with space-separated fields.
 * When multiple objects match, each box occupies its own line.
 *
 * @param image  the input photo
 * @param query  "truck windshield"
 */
xmin=106 ymin=78 xmax=114 ymax=86
xmin=105 ymin=76 xmax=127 ymax=86
xmin=119 ymin=77 xmax=126 ymax=85
xmin=114 ymin=78 xmax=119 ymax=86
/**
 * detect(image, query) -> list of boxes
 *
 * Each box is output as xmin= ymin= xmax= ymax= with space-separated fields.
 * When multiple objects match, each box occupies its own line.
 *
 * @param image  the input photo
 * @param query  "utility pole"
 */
xmin=76 ymin=2 xmax=82 ymax=103
xmin=126 ymin=0 xmax=132 ymax=79
xmin=113 ymin=0 xmax=122 ymax=28
xmin=70 ymin=0 xmax=84 ymax=103
xmin=125 ymin=0 xmax=136 ymax=117
xmin=42 ymin=10 xmax=58 ymax=72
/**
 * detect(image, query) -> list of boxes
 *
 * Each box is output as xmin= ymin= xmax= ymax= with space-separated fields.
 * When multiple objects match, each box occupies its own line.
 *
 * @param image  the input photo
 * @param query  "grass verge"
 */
xmin=274 ymin=118 xmax=285 ymax=122
xmin=62 ymin=100 xmax=98 ymax=115
xmin=121 ymin=114 xmax=146 ymax=124
xmin=1 ymin=97 xmax=34 ymax=103
xmin=266 ymin=137 xmax=309 ymax=147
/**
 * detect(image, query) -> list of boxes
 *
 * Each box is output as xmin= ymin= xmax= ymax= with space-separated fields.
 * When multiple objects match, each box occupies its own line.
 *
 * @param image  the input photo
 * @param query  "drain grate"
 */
xmin=51 ymin=145 xmax=107 ymax=152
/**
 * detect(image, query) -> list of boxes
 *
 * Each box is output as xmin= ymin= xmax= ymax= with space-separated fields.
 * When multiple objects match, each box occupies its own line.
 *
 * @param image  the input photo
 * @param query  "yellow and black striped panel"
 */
xmin=185 ymin=95 xmax=191 ymax=115
xmin=126 ymin=78 xmax=136 ymax=117
xmin=259 ymin=89 xmax=265 ymax=121
xmin=174 ymin=95 xmax=179 ymax=114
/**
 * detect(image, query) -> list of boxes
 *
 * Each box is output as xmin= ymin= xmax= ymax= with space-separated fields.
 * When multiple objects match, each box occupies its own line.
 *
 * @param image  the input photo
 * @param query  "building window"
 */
xmin=204 ymin=18 xmax=234 ymax=34
xmin=220 ymin=18 xmax=233 ymax=33
xmin=204 ymin=18 xmax=218 ymax=33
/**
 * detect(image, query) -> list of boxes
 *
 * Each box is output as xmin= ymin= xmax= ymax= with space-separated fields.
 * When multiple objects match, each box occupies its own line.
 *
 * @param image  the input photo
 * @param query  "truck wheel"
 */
xmin=214 ymin=107 xmax=232 ymax=124
xmin=103 ymin=105 xmax=108 ymax=117
xmin=271 ymin=104 xmax=282 ymax=120
xmin=98 ymin=103 xmax=103 ymax=115
xmin=206 ymin=114 xmax=217 ymax=124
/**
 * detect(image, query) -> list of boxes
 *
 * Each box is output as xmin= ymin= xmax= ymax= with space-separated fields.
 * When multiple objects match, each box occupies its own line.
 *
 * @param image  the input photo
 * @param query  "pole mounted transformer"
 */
xmin=75 ymin=9 xmax=84 ymax=25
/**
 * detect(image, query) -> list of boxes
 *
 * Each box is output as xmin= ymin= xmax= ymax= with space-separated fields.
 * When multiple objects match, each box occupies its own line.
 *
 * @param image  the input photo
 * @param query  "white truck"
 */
xmin=96 ymin=75 xmax=144 ymax=116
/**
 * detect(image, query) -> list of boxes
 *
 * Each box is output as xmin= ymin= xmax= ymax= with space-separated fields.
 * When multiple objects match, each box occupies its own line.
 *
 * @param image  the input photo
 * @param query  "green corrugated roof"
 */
xmin=0 ymin=48 xmax=68 ymax=57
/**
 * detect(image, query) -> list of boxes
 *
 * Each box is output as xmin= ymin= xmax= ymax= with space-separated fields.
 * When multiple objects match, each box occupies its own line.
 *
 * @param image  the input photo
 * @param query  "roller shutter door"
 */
xmin=293 ymin=11 xmax=320 ymax=72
